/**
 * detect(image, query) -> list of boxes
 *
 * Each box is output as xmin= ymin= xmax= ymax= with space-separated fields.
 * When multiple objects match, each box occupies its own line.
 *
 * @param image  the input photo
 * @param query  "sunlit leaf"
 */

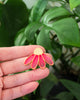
xmin=69 ymin=0 xmax=80 ymax=10
xmin=42 ymin=7 xmax=71 ymax=24
xmin=49 ymin=18 xmax=80 ymax=47
xmin=29 ymin=0 xmax=48 ymax=22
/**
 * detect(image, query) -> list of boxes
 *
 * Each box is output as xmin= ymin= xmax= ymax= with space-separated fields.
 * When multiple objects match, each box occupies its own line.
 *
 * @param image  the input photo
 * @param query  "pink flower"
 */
xmin=24 ymin=48 xmax=54 ymax=69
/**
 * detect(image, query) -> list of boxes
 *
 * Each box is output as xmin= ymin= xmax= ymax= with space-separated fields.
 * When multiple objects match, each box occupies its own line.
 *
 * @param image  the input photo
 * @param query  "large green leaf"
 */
xmin=29 ymin=0 xmax=48 ymax=22
xmin=69 ymin=0 xmax=80 ymax=10
xmin=25 ymin=22 xmax=42 ymax=43
xmin=0 ymin=0 xmax=28 ymax=46
xmin=4 ymin=0 xmax=28 ymax=32
xmin=42 ymin=7 xmax=71 ymax=24
xmin=55 ymin=92 xmax=74 ymax=100
xmin=40 ymin=73 xmax=58 ymax=97
xmin=14 ymin=28 xmax=26 ymax=46
xmin=0 ymin=4 xmax=11 ymax=46
xmin=37 ymin=27 xmax=52 ymax=50
xmin=60 ymin=79 xmax=80 ymax=100
xmin=49 ymin=18 xmax=80 ymax=47
xmin=71 ymin=56 xmax=80 ymax=67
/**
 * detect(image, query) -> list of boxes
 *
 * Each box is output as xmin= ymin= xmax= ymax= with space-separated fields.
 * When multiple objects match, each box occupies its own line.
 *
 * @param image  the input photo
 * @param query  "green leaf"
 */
xmin=69 ymin=0 xmax=80 ymax=10
xmin=40 ymin=73 xmax=58 ymax=97
xmin=75 ymin=6 xmax=80 ymax=18
xmin=14 ymin=28 xmax=26 ymax=46
xmin=51 ymin=40 xmax=62 ymax=60
xmin=42 ymin=7 xmax=71 ymax=24
xmin=37 ymin=98 xmax=47 ymax=100
xmin=71 ymin=56 xmax=80 ymax=67
xmin=29 ymin=0 xmax=48 ymax=22
xmin=55 ymin=92 xmax=74 ymax=100
xmin=49 ymin=0 xmax=62 ymax=1
xmin=60 ymin=79 xmax=80 ymax=100
xmin=49 ymin=18 xmax=80 ymax=47
xmin=25 ymin=22 xmax=42 ymax=43
xmin=0 ymin=0 xmax=28 ymax=46
xmin=23 ymin=0 xmax=37 ymax=9
xmin=40 ymin=99 xmax=47 ymax=100
xmin=22 ymin=96 xmax=29 ymax=100
xmin=37 ymin=27 xmax=52 ymax=50
xmin=5 ymin=0 xmax=28 ymax=32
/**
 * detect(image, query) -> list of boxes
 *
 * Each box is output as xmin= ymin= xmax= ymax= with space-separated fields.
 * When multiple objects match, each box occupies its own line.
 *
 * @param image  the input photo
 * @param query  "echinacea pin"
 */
xmin=24 ymin=48 xmax=54 ymax=69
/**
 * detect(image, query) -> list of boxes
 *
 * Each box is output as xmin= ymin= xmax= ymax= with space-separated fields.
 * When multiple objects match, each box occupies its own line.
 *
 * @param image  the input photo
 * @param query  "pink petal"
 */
xmin=39 ymin=55 xmax=45 ymax=69
xmin=42 ymin=53 xmax=54 ymax=65
xmin=24 ymin=54 xmax=35 ymax=65
xmin=31 ymin=55 xmax=38 ymax=69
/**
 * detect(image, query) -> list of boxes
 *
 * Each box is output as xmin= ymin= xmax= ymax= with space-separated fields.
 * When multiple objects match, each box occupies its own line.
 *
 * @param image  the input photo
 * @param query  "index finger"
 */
xmin=0 ymin=45 xmax=45 ymax=61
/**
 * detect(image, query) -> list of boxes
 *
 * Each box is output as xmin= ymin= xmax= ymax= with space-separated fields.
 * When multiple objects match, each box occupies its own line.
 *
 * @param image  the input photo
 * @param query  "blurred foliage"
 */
xmin=1 ymin=0 xmax=80 ymax=100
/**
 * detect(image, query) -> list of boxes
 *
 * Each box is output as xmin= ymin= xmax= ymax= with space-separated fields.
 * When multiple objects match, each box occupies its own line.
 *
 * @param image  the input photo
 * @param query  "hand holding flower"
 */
xmin=0 ymin=45 xmax=51 ymax=100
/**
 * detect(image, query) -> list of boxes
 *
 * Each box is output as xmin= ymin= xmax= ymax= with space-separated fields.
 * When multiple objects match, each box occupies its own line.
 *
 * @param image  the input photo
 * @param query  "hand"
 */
xmin=0 ymin=45 xmax=50 ymax=100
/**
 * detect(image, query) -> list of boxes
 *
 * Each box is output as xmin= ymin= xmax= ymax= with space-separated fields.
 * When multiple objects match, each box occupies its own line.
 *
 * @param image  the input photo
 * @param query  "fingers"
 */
xmin=0 ymin=45 xmax=45 ymax=61
xmin=2 ymin=82 xmax=39 ymax=100
xmin=3 ymin=68 xmax=49 ymax=89
xmin=1 ymin=57 xmax=31 ymax=75
xmin=0 ymin=54 xmax=52 ymax=76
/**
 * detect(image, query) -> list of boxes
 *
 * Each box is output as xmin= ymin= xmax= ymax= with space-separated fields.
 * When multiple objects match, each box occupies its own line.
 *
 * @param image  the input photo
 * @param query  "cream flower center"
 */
xmin=34 ymin=48 xmax=43 ymax=55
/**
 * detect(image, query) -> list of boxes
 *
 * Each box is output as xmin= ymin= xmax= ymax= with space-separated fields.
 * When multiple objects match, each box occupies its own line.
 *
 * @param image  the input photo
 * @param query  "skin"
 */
xmin=0 ymin=45 xmax=50 ymax=100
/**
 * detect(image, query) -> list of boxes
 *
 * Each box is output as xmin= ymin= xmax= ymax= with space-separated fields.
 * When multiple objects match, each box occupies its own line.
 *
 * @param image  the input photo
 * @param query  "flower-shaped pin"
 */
xmin=24 ymin=48 xmax=54 ymax=69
